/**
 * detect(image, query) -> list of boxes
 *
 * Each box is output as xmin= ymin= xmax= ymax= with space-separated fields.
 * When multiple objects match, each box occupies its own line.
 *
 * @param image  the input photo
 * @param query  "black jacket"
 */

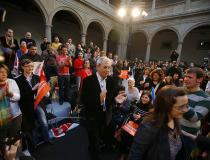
xmin=81 ymin=74 xmax=116 ymax=125
xmin=129 ymin=122 xmax=190 ymax=160
xmin=15 ymin=74 xmax=39 ymax=131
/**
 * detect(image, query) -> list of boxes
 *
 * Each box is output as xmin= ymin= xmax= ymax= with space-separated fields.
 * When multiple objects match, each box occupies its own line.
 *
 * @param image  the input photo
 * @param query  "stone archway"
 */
xmin=182 ymin=25 xmax=210 ymax=64
xmin=150 ymin=29 xmax=178 ymax=61
xmin=0 ymin=0 xmax=46 ymax=51
xmin=107 ymin=29 xmax=120 ymax=55
xmin=126 ymin=32 xmax=147 ymax=61
xmin=86 ymin=21 xmax=105 ymax=49
xmin=52 ymin=10 xmax=82 ymax=44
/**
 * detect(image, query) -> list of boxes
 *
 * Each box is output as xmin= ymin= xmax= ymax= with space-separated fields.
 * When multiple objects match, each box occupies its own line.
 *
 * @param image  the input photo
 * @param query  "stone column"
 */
xmin=185 ymin=0 xmax=191 ymax=10
xmin=103 ymin=38 xmax=108 ymax=52
xmin=145 ymin=41 xmax=151 ymax=62
xmin=116 ymin=42 xmax=121 ymax=56
xmin=81 ymin=33 xmax=86 ymax=45
xmin=122 ymin=43 xmax=127 ymax=60
xmin=152 ymin=0 xmax=156 ymax=15
xmin=45 ymin=24 xmax=52 ymax=42
xmin=177 ymin=41 xmax=183 ymax=62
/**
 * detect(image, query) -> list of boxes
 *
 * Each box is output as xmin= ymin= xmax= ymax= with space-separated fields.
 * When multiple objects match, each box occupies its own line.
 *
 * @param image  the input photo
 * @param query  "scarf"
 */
xmin=20 ymin=47 xmax=28 ymax=54
xmin=0 ymin=84 xmax=11 ymax=126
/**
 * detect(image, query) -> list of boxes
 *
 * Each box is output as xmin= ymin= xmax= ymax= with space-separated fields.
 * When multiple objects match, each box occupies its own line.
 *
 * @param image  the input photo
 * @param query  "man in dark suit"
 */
xmin=81 ymin=56 xmax=116 ymax=160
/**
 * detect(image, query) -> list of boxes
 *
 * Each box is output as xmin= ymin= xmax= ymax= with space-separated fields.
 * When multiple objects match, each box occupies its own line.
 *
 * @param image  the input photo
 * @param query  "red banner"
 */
xmin=119 ymin=70 xmax=128 ymax=79
xmin=121 ymin=121 xmax=139 ymax=136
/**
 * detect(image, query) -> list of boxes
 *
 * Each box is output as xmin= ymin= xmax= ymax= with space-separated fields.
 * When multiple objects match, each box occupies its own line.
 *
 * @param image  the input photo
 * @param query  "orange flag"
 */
xmin=119 ymin=70 xmax=128 ymax=79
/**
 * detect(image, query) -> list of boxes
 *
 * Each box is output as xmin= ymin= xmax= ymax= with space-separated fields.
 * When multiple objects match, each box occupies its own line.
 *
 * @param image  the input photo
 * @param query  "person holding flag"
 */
xmin=15 ymin=59 xmax=52 ymax=151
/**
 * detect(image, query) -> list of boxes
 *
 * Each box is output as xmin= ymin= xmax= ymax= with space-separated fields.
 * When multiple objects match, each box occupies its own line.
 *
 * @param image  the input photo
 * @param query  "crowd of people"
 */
xmin=0 ymin=27 xmax=210 ymax=160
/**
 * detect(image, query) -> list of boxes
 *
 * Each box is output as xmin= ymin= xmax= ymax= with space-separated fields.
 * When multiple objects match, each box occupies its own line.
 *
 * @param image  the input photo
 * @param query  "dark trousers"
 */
xmin=83 ymin=115 xmax=106 ymax=160
xmin=58 ymin=75 xmax=70 ymax=102
xmin=8 ymin=115 xmax=22 ymax=138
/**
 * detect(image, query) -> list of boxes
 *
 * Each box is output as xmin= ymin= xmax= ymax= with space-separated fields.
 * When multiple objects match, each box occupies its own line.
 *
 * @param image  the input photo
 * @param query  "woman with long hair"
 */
xmin=144 ymin=68 xmax=166 ymax=94
xmin=132 ymin=91 xmax=153 ymax=123
xmin=129 ymin=85 xmax=190 ymax=160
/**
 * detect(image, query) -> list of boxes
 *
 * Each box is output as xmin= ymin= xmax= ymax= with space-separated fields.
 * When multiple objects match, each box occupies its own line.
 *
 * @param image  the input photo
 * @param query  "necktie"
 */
xmin=100 ymin=81 xmax=106 ymax=111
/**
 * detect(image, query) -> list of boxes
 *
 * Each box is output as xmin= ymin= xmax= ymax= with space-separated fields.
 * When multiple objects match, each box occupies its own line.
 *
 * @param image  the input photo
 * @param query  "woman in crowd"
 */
xmin=132 ymin=91 xmax=153 ymax=123
xmin=129 ymin=85 xmax=190 ymax=160
xmin=84 ymin=48 xmax=92 ymax=60
xmin=135 ymin=67 xmax=151 ymax=91
xmin=125 ymin=77 xmax=140 ymax=103
xmin=0 ymin=64 xmax=21 ymax=140
xmin=144 ymin=68 xmax=166 ymax=94
xmin=117 ymin=90 xmax=153 ymax=160
xmin=80 ymin=59 xmax=92 ymax=89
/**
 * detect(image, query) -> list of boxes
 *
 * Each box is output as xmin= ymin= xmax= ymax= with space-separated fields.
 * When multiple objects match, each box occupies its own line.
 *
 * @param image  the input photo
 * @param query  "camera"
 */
xmin=0 ymin=130 xmax=23 ymax=150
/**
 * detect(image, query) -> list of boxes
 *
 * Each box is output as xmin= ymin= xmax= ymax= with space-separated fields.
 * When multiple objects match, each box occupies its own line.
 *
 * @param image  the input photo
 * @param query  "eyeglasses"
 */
xmin=174 ymin=104 xmax=189 ymax=111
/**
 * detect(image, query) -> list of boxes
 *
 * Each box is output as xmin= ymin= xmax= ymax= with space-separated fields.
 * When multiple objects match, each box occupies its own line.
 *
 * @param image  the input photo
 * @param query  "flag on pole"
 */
xmin=12 ymin=53 xmax=19 ymax=77
xmin=40 ymin=68 xmax=46 ymax=82
xmin=34 ymin=81 xmax=50 ymax=109
xmin=33 ymin=61 xmax=50 ymax=109
xmin=33 ymin=61 xmax=44 ymax=76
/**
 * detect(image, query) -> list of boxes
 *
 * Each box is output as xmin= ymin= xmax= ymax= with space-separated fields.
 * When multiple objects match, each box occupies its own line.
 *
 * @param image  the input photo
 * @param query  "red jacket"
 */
xmin=73 ymin=58 xmax=84 ymax=77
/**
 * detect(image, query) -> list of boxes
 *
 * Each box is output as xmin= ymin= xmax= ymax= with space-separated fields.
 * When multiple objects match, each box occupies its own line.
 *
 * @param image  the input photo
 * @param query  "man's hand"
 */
xmin=100 ymin=90 xmax=107 ymax=104
xmin=4 ymin=140 xmax=20 ymax=160
xmin=115 ymin=93 xmax=126 ymax=104
xmin=133 ymin=113 xmax=141 ymax=120
xmin=32 ymin=83 xmax=40 ymax=91
xmin=181 ymin=130 xmax=196 ymax=140
xmin=139 ymin=81 xmax=144 ymax=85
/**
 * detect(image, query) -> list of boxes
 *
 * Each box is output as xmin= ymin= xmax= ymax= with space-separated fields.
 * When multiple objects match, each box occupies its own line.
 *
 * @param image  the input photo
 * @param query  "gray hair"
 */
xmin=128 ymin=77 xmax=135 ymax=83
xmin=96 ymin=56 xmax=111 ymax=65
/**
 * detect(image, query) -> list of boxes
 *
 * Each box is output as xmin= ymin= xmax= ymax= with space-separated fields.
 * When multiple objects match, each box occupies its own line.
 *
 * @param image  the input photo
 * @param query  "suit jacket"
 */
xmin=81 ymin=73 xmax=116 ymax=125
xmin=129 ymin=122 xmax=190 ymax=160
xmin=15 ymin=74 xmax=39 ymax=131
